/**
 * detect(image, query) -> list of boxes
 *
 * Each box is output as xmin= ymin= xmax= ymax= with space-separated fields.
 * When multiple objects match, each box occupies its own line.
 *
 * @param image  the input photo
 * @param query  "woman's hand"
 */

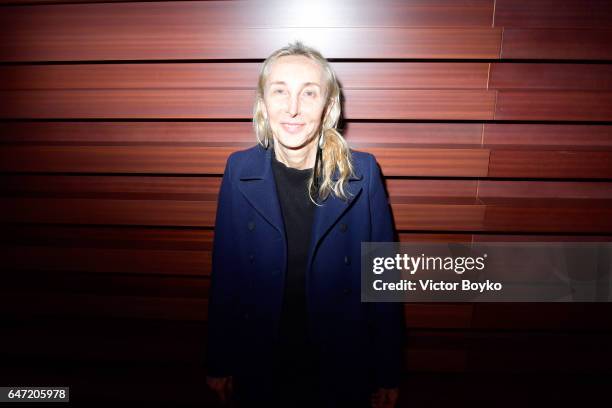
xmin=370 ymin=387 xmax=399 ymax=408
xmin=206 ymin=375 xmax=233 ymax=405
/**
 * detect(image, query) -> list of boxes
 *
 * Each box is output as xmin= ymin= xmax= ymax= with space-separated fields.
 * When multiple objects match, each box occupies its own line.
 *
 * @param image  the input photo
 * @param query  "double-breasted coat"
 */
xmin=206 ymin=144 xmax=404 ymax=405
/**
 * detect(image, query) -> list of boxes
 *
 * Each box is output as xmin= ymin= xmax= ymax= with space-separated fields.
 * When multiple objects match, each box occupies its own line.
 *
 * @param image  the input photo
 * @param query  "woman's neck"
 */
xmin=273 ymin=138 xmax=318 ymax=170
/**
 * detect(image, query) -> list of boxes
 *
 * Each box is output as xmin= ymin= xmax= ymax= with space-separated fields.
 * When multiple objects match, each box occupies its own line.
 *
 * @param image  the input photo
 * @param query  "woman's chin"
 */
xmin=276 ymin=138 xmax=310 ymax=150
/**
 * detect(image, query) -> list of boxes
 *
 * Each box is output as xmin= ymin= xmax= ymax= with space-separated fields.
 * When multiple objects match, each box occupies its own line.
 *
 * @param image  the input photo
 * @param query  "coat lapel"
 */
xmin=237 ymin=146 xmax=285 ymax=235
xmin=237 ymin=144 xmax=364 ymax=268
xmin=309 ymin=178 xmax=363 ymax=251
xmin=307 ymin=162 xmax=363 ymax=275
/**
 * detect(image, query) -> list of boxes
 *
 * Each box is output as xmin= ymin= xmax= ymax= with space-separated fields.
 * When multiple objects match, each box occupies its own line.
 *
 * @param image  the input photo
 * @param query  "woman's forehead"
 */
xmin=268 ymin=55 xmax=324 ymax=85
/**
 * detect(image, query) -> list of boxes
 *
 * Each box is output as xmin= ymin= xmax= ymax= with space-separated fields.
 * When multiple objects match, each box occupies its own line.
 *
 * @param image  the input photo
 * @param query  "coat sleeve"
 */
xmin=367 ymin=154 xmax=405 ymax=389
xmin=206 ymin=154 xmax=238 ymax=377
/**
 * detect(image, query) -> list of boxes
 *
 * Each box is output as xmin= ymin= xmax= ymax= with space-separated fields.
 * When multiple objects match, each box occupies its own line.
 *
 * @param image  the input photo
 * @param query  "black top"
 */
xmin=270 ymin=149 xmax=317 ymax=377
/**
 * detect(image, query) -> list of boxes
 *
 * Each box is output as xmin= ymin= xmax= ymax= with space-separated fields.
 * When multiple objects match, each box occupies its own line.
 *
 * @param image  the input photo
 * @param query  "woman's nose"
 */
xmin=287 ymin=95 xmax=300 ymax=116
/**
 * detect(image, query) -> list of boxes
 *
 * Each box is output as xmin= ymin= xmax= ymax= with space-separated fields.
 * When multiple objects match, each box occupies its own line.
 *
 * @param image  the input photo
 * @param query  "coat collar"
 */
xmin=237 ymin=144 xmax=363 ymax=267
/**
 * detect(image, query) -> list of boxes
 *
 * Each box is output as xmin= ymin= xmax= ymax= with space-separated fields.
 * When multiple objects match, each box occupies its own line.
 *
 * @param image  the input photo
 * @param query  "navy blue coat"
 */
xmin=206 ymin=144 xmax=404 ymax=403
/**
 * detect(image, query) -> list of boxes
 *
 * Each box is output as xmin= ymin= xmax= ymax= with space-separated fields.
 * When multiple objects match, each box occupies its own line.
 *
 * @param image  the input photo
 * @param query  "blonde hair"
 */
xmin=252 ymin=41 xmax=355 ymax=205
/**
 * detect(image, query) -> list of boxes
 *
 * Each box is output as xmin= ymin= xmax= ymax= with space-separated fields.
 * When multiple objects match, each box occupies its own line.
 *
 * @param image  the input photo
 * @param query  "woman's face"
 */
xmin=262 ymin=55 xmax=327 ymax=150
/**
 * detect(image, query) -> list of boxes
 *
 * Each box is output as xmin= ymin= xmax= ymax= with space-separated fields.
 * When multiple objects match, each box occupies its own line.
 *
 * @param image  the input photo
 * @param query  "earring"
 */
xmin=264 ymin=117 xmax=271 ymax=149
xmin=318 ymin=129 xmax=325 ymax=148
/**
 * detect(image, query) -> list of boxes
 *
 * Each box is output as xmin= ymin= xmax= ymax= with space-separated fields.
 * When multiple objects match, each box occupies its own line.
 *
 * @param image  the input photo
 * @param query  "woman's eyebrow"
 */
xmin=269 ymin=81 xmax=321 ymax=88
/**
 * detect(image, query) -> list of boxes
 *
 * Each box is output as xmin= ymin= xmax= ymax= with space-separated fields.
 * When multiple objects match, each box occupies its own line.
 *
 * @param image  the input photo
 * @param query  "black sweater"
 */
xmin=270 ymin=149 xmax=316 ymax=374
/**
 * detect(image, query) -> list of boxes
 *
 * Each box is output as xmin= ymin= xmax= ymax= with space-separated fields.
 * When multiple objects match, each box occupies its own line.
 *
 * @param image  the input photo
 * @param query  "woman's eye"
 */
xmin=273 ymin=89 xmax=284 ymax=94
xmin=304 ymin=90 xmax=315 ymax=97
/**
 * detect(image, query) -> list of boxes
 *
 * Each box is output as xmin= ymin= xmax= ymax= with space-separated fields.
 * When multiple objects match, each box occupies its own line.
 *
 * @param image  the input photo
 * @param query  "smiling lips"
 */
xmin=282 ymin=123 xmax=305 ymax=134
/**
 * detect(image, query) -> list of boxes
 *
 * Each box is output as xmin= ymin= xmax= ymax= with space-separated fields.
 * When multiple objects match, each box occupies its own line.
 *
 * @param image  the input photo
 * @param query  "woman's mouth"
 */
xmin=281 ymin=123 xmax=305 ymax=134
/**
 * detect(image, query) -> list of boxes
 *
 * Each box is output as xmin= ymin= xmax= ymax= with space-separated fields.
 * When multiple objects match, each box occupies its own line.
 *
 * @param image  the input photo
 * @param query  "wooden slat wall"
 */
xmin=1 ymin=0 xmax=612 ymax=405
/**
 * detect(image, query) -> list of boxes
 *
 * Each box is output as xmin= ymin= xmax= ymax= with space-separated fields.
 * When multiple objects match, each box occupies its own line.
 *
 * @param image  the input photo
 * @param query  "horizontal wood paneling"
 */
xmin=0 ymin=89 xmax=497 ymax=120
xmin=1 ymin=121 xmax=485 ymax=146
xmin=0 ymin=0 xmax=496 ymax=28
xmin=6 ymin=62 xmax=612 ymax=120
xmin=3 ymin=244 xmax=211 ymax=275
xmin=8 ymin=194 xmax=611 ymax=231
xmin=0 ymin=121 xmax=257 ymax=144
xmin=1 ymin=0 xmax=612 ymax=387
xmin=2 ymin=224 xmax=212 ymax=250
xmin=4 ymin=121 xmax=610 ymax=148
xmin=489 ymin=150 xmax=612 ymax=178
xmin=3 ymin=88 xmax=610 ymax=120
xmin=0 ymin=145 xmax=237 ymax=174
xmin=494 ymin=0 xmax=612 ymax=28
xmin=0 ymin=1 xmax=498 ymax=62
xmin=0 ymin=197 xmax=218 ymax=226
xmin=3 ymin=143 xmax=609 ymax=179
xmin=0 ymin=27 xmax=502 ymax=62
xmin=2 ymin=176 xmax=610 ymax=238
xmin=495 ymin=90 xmax=612 ymax=121
xmin=346 ymin=123 xmax=484 ymax=146
xmin=477 ymin=180 xmax=612 ymax=199
xmin=0 ymin=145 xmax=491 ymax=176
xmin=501 ymin=29 xmax=612 ymax=60
xmin=364 ymin=147 xmax=490 ymax=177
xmin=489 ymin=64 xmax=612 ymax=90
xmin=0 ymin=62 xmax=491 ymax=90
xmin=483 ymin=124 xmax=612 ymax=147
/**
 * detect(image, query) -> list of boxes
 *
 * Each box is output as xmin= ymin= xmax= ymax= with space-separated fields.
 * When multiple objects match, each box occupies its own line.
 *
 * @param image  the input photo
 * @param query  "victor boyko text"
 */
xmin=361 ymin=242 xmax=612 ymax=302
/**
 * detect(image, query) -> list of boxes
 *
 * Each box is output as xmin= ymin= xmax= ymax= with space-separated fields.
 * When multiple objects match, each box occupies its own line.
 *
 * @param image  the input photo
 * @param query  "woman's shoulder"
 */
xmin=349 ymin=148 xmax=376 ymax=165
xmin=223 ymin=144 xmax=267 ymax=175
xmin=349 ymin=148 xmax=379 ymax=179
xmin=227 ymin=144 xmax=265 ymax=164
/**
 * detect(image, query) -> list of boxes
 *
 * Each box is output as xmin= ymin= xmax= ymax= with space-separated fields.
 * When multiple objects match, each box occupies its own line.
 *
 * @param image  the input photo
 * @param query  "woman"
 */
xmin=206 ymin=41 xmax=404 ymax=408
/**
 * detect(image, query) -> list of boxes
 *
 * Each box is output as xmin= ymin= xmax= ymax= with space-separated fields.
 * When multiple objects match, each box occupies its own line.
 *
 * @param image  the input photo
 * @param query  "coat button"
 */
xmin=344 ymin=255 xmax=350 ymax=265
xmin=342 ymin=288 xmax=351 ymax=295
xmin=247 ymin=221 xmax=255 ymax=231
xmin=249 ymin=254 xmax=254 ymax=263
xmin=244 ymin=312 xmax=250 ymax=320
xmin=339 ymin=223 xmax=347 ymax=232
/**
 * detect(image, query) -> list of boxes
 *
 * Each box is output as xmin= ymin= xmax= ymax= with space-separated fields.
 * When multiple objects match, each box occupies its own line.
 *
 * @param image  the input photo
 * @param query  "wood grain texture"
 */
xmin=495 ymin=90 xmax=612 ymax=121
xmin=0 ymin=145 xmax=236 ymax=173
xmin=19 ymin=121 xmax=606 ymax=164
xmin=0 ymin=121 xmax=257 ymax=144
xmin=0 ymin=89 xmax=497 ymax=120
xmin=0 ymin=1 xmax=497 ymax=62
xmin=501 ymin=28 xmax=612 ymax=60
xmin=1 ymin=0 xmax=612 ymax=383
xmin=0 ymin=26 xmax=502 ymax=62
xmin=0 ymin=121 xmax=483 ymax=146
xmin=0 ymin=62 xmax=491 ymax=90
xmin=3 ymin=195 xmax=608 ymax=232
xmin=483 ymin=124 xmax=612 ymax=147
xmin=0 ymin=0 xmax=495 ymax=28
xmin=489 ymin=150 xmax=612 ymax=179
xmin=494 ymin=0 xmax=612 ymax=28
xmin=489 ymin=63 xmax=612 ymax=90
xmin=477 ymin=180 xmax=612 ymax=199
xmin=352 ymin=146 xmax=490 ymax=177
xmin=0 ymin=145 xmax=491 ymax=177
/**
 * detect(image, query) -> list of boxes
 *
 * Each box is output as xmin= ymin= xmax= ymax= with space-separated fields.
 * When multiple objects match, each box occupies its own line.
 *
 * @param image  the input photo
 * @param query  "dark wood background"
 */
xmin=1 ymin=0 xmax=611 ymax=406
